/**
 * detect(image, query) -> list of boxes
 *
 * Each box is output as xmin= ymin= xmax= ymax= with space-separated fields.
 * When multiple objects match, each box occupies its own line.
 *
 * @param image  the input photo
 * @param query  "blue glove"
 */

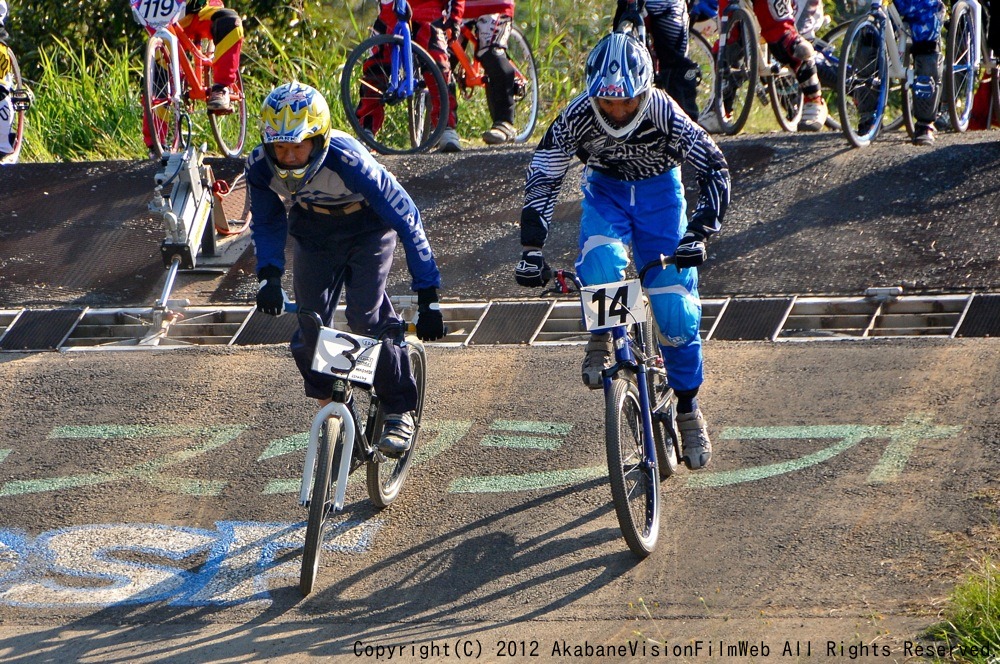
xmin=256 ymin=266 xmax=288 ymax=316
xmin=416 ymin=288 xmax=446 ymax=341
xmin=674 ymin=232 xmax=707 ymax=269
xmin=514 ymin=249 xmax=551 ymax=287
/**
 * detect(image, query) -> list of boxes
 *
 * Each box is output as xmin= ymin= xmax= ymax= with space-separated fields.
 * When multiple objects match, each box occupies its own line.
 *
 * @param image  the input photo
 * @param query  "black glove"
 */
xmin=434 ymin=17 xmax=460 ymax=38
xmin=514 ymin=248 xmax=551 ymax=287
xmin=256 ymin=266 xmax=287 ymax=316
xmin=415 ymin=288 xmax=446 ymax=341
xmin=674 ymin=232 xmax=707 ymax=269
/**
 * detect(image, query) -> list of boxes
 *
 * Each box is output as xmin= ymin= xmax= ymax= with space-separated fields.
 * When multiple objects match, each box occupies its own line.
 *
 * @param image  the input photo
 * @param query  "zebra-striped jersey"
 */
xmin=520 ymin=89 xmax=730 ymax=248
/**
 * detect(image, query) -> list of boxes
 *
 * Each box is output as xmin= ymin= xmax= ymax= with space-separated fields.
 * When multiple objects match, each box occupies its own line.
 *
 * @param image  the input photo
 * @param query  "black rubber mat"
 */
xmin=711 ymin=298 xmax=792 ymax=341
xmin=956 ymin=293 xmax=1000 ymax=337
xmin=0 ymin=309 xmax=84 ymax=351
xmin=232 ymin=310 xmax=299 ymax=345
xmin=468 ymin=301 xmax=550 ymax=345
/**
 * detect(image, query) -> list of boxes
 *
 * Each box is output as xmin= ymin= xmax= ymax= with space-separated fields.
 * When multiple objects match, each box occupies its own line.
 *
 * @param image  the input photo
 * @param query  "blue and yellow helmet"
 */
xmin=259 ymin=82 xmax=332 ymax=192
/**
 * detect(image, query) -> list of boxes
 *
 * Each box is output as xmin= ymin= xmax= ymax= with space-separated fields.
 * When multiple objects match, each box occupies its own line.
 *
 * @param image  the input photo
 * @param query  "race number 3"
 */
xmin=580 ymin=279 xmax=645 ymax=331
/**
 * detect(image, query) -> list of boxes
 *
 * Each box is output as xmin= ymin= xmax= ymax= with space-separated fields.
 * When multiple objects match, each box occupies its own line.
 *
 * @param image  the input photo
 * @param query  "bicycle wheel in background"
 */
xmin=300 ymin=416 xmax=340 ymax=596
xmin=714 ymin=7 xmax=758 ymax=135
xmin=367 ymin=340 xmax=425 ymax=508
xmin=944 ymin=0 xmax=979 ymax=132
xmin=768 ymin=64 xmax=804 ymax=131
xmin=340 ymin=33 xmax=449 ymax=155
xmin=143 ymin=36 xmax=183 ymax=159
xmin=0 ymin=45 xmax=24 ymax=164
xmin=688 ymin=30 xmax=717 ymax=124
xmin=837 ymin=15 xmax=888 ymax=147
xmin=506 ymin=27 xmax=539 ymax=142
xmin=812 ymin=21 xmax=849 ymax=130
xmin=209 ymin=69 xmax=248 ymax=157
xmin=605 ymin=375 xmax=661 ymax=558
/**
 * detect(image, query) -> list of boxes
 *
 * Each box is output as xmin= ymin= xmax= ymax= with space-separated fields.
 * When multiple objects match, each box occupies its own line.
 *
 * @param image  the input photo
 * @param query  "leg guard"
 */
xmin=912 ymin=49 xmax=942 ymax=124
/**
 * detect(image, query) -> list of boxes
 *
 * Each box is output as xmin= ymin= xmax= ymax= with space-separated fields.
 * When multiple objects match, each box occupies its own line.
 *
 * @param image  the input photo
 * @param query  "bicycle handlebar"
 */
xmin=283 ymin=302 xmax=424 ymax=338
xmin=539 ymin=254 xmax=677 ymax=297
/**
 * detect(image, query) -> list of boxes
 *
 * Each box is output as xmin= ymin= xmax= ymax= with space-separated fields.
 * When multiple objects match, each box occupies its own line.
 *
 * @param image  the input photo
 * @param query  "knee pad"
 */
xmin=647 ymin=269 xmax=701 ymax=347
xmin=575 ymin=237 xmax=629 ymax=286
xmin=769 ymin=33 xmax=814 ymax=67
xmin=211 ymin=8 xmax=242 ymax=40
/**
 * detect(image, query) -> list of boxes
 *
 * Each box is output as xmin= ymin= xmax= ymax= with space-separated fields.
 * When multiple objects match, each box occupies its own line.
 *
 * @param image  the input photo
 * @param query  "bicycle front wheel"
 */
xmin=944 ymin=0 xmax=979 ymax=132
xmin=813 ymin=22 xmax=849 ymax=130
xmin=340 ymin=33 xmax=449 ymax=155
xmin=367 ymin=340 xmax=425 ymax=507
xmin=714 ymin=7 xmax=758 ymax=135
xmin=768 ymin=63 xmax=804 ymax=131
xmin=606 ymin=376 xmax=660 ymax=558
xmin=143 ymin=36 xmax=183 ymax=159
xmin=300 ymin=416 xmax=340 ymax=596
xmin=632 ymin=302 xmax=679 ymax=480
xmin=838 ymin=15 xmax=889 ymax=147
xmin=208 ymin=69 xmax=248 ymax=157
xmin=688 ymin=30 xmax=717 ymax=122
xmin=0 ymin=45 xmax=25 ymax=164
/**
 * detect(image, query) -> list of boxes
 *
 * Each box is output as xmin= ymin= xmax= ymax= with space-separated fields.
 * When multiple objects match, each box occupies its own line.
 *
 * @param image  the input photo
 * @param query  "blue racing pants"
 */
xmin=575 ymin=168 xmax=704 ymax=392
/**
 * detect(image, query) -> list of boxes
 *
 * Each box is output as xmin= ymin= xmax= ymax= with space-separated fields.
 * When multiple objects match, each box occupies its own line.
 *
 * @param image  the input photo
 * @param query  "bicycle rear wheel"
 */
xmin=714 ymin=7 xmax=758 ymax=135
xmin=688 ymin=30 xmax=717 ymax=122
xmin=768 ymin=63 xmax=804 ymax=131
xmin=143 ymin=36 xmax=183 ymax=159
xmin=367 ymin=340 xmax=425 ymax=507
xmin=838 ymin=15 xmax=888 ymax=147
xmin=506 ymin=27 xmax=539 ymax=142
xmin=340 ymin=33 xmax=449 ymax=155
xmin=300 ymin=416 xmax=341 ymax=596
xmin=605 ymin=376 xmax=660 ymax=558
xmin=944 ymin=0 xmax=979 ymax=132
xmin=0 ymin=44 xmax=25 ymax=164
xmin=208 ymin=69 xmax=248 ymax=157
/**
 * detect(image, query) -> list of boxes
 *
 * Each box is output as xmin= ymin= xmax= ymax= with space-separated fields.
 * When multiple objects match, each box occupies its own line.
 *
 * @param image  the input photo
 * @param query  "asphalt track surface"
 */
xmin=0 ymin=133 xmax=999 ymax=663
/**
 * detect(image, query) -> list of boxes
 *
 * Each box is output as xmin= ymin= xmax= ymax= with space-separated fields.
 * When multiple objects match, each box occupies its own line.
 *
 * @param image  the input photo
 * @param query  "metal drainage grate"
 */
xmin=467 ymin=301 xmax=553 ymax=345
xmin=956 ymin=293 xmax=1000 ymax=337
xmin=710 ymin=298 xmax=794 ymax=341
xmin=0 ymin=309 xmax=84 ymax=351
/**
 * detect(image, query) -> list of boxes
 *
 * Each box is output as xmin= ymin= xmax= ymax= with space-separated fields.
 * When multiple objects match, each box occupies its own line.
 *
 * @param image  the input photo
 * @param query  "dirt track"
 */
xmin=0 ymin=130 xmax=999 ymax=662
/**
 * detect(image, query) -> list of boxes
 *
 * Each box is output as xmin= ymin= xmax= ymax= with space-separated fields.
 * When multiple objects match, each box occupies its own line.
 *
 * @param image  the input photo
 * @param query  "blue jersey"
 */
xmin=246 ymin=130 xmax=441 ymax=291
xmin=521 ymin=89 xmax=730 ymax=248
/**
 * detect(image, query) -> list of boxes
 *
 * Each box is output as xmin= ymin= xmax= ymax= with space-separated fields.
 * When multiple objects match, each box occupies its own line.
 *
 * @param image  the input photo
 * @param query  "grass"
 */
xmin=923 ymin=557 xmax=1000 ymax=663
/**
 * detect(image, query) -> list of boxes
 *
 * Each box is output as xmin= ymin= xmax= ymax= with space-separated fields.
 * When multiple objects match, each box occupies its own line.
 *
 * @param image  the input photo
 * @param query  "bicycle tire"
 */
xmin=688 ymin=29 xmax=717 ymax=123
xmin=340 ymin=33 xmax=449 ymax=155
xmin=813 ymin=21 xmax=849 ymax=130
xmin=0 ymin=45 xmax=24 ymax=164
xmin=143 ymin=36 xmax=183 ymax=159
xmin=837 ymin=15 xmax=888 ymax=148
xmin=606 ymin=376 xmax=660 ymax=558
xmin=768 ymin=63 xmax=804 ymax=131
xmin=208 ymin=69 xmax=248 ymax=157
xmin=945 ymin=0 xmax=978 ymax=132
xmin=714 ymin=7 xmax=758 ymax=135
xmin=300 ymin=416 xmax=340 ymax=596
xmin=506 ymin=27 xmax=540 ymax=142
xmin=366 ymin=339 xmax=425 ymax=507
xmin=900 ymin=45 xmax=916 ymax=137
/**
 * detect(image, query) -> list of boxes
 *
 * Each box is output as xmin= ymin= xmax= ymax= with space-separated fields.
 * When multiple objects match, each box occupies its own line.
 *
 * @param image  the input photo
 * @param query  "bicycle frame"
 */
xmin=147 ymin=22 xmax=214 ymax=107
xmin=605 ymin=321 xmax=659 ymax=477
xmin=388 ymin=0 xmax=417 ymax=101
xmin=450 ymin=24 xmax=486 ymax=91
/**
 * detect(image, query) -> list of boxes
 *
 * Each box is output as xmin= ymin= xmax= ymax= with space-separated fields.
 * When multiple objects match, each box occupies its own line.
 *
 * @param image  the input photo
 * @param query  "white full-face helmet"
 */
xmin=585 ymin=32 xmax=654 ymax=139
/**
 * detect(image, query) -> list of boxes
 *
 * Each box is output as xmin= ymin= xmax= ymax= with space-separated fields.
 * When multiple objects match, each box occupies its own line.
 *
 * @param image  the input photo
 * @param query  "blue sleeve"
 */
xmin=246 ymin=147 xmax=289 ymax=276
xmin=329 ymin=135 xmax=442 ymax=291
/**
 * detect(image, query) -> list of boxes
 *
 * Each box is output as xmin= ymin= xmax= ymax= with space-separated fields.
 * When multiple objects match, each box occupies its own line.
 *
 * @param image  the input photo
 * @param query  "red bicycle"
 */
xmin=131 ymin=0 xmax=247 ymax=158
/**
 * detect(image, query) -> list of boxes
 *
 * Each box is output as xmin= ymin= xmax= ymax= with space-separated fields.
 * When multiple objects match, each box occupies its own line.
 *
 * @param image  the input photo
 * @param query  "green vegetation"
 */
xmin=924 ymin=557 xmax=1000 ymax=663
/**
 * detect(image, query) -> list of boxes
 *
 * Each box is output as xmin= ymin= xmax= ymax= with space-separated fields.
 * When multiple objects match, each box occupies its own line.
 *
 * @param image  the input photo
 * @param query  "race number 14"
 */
xmin=581 ymin=279 xmax=645 ymax=330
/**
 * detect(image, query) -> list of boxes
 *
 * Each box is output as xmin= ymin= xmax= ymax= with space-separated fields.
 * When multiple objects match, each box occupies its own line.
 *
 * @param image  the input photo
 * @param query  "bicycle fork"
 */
xmin=605 ymin=327 xmax=659 ymax=473
xmin=299 ymin=401 xmax=357 ymax=512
